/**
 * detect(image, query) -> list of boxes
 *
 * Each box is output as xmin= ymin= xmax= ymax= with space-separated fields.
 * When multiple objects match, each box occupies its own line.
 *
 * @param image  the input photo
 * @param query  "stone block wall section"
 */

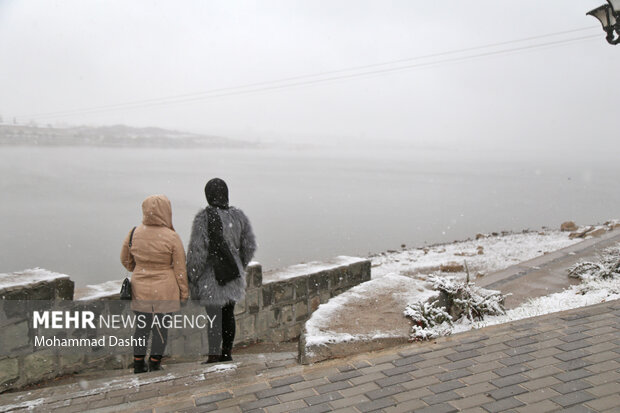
xmin=0 ymin=257 xmax=370 ymax=392
xmin=0 ymin=270 xmax=75 ymax=392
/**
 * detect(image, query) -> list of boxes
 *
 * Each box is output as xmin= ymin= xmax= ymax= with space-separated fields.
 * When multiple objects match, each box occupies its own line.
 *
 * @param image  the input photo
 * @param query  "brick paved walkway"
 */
xmin=2 ymin=299 xmax=619 ymax=413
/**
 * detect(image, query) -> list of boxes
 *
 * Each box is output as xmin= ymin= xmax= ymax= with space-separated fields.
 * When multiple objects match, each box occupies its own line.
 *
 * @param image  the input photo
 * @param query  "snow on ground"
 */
xmin=304 ymin=229 xmax=582 ymax=348
xmin=0 ymin=268 xmax=70 ymax=293
xmin=450 ymin=271 xmax=619 ymax=335
xmin=372 ymin=230 xmax=579 ymax=280
xmin=305 ymin=273 xmax=438 ymax=347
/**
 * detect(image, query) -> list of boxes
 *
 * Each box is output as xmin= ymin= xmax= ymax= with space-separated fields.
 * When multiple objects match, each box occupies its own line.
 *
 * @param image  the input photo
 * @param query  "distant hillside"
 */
xmin=0 ymin=124 xmax=252 ymax=148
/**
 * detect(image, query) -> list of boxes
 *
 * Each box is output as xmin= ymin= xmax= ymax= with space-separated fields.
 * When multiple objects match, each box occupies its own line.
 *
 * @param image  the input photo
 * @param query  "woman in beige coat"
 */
xmin=121 ymin=194 xmax=189 ymax=373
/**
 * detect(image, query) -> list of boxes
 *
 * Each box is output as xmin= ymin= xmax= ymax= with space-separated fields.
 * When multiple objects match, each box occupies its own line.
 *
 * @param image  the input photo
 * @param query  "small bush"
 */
xmin=568 ymin=245 xmax=620 ymax=280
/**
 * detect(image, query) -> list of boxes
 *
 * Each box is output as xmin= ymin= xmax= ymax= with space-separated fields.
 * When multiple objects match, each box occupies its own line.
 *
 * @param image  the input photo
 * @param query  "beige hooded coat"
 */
xmin=121 ymin=195 xmax=189 ymax=313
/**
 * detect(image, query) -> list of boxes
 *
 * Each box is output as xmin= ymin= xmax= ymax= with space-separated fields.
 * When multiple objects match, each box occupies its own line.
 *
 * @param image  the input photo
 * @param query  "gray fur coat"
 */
xmin=186 ymin=207 xmax=256 ymax=306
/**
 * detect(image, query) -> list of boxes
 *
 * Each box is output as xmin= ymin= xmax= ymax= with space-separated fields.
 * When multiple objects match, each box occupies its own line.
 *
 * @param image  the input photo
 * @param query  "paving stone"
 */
xmin=554 ymin=359 xmax=592 ymax=371
xmin=499 ymin=354 xmax=536 ymax=367
xmin=584 ymin=393 xmax=620 ymax=411
xmin=436 ymin=368 xmax=472 ymax=381
xmin=270 ymin=375 xmax=305 ymax=388
xmin=326 ymin=370 xmax=362 ymax=382
xmin=494 ymin=364 xmax=530 ymax=377
xmin=550 ymin=379 xmax=593 ymax=394
xmin=514 ymin=399 xmax=560 ymax=413
xmin=446 ymin=350 xmax=481 ymax=361
xmin=490 ymin=374 xmax=528 ymax=388
xmin=364 ymin=384 xmax=406 ymax=401
xmin=416 ymin=403 xmax=458 ymax=413
xmin=239 ymin=396 xmax=280 ymax=411
xmin=505 ymin=337 xmax=538 ymax=348
xmin=382 ymin=364 xmax=419 ymax=376
xmin=314 ymin=381 xmax=351 ymax=394
xmin=352 ymin=360 xmax=372 ymax=369
xmin=410 ymin=365 xmax=445 ymax=379
xmin=355 ymin=396 xmax=397 ymax=412
xmin=583 ymin=350 xmax=619 ymax=364
xmin=514 ymin=388 xmax=561 ymax=404
xmin=348 ymin=372 xmax=386 ymax=386
xmin=523 ymin=365 xmax=564 ymax=380
xmin=277 ymin=388 xmax=317 ymax=403
xmin=454 ymin=381 xmax=497 ymax=398
xmin=462 ymin=370 xmax=500 ymax=385
xmin=421 ymin=390 xmax=461 ymax=405
xmin=520 ymin=376 xmax=562 ymax=391
xmin=488 ymin=384 xmax=528 ymax=400
xmin=264 ymin=399 xmax=308 ymax=413
xmin=427 ymin=378 xmax=468 ymax=396
xmin=382 ymin=398 xmax=427 ymax=413
xmin=291 ymin=378 xmax=330 ymax=391
xmin=304 ymin=391 xmax=342 ymax=406
xmin=559 ymin=333 xmax=590 ymax=343
xmin=553 ymin=368 xmax=593 ymax=382
xmin=293 ymin=404 xmax=332 ymax=413
xmin=502 ymin=346 xmax=537 ymax=357
xmin=555 ymin=340 xmax=592 ymax=352
xmin=392 ymin=386 xmax=434 ymax=402
xmin=328 ymin=393 xmax=369 ymax=409
xmin=391 ymin=354 xmax=424 ymax=366
xmin=375 ymin=373 xmax=413 ymax=387
xmin=195 ymin=391 xmax=233 ymax=405
xmin=233 ymin=382 xmax=272 ymax=396
xmin=338 ymin=381 xmax=379 ymax=398
xmin=553 ymin=349 xmax=591 ymax=362
xmin=255 ymin=385 xmax=294 ymax=399
xmin=550 ymin=390 xmax=596 ymax=408
xmin=440 ymin=358 xmax=476 ymax=370
xmin=417 ymin=357 xmax=451 ymax=369
xmin=481 ymin=396 xmax=525 ymax=412
xmin=448 ymin=393 xmax=494 ymax=410
xmin=399 ymin=374 xmax=440 ymax=390
xmin=585 ymin=359 xmax=620 ymax=373
xmin=585 ymin=381 xmax=620 ymax=397
xmin=455 ymin=342 xmax=482 ymax=352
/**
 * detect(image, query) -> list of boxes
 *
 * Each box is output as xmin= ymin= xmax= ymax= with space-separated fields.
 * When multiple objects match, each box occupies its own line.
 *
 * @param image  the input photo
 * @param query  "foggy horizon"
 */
xmin=1 ymin=0 xmax=619 ymax=159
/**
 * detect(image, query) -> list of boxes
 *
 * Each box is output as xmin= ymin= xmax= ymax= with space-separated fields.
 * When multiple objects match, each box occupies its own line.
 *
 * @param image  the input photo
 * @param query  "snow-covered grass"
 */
xmin=304 ymin=229 xmax=581 ymax=348
xmin=409 ymin=244 xmax=620 ymax=339
xmin=372 ymin=230 xmax=579 ymax=280
xmin=304 ymin=273 xmax=437 ymax=347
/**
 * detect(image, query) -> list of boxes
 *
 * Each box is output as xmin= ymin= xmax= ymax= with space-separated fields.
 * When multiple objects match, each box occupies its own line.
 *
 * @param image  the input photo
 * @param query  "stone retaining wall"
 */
xmin=0 ymin=257 xmax=370 ymax=392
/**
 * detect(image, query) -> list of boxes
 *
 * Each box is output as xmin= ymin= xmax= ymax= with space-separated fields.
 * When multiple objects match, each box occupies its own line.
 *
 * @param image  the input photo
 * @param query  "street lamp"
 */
xmin=587 ymin=0 xmax=620 ymax=45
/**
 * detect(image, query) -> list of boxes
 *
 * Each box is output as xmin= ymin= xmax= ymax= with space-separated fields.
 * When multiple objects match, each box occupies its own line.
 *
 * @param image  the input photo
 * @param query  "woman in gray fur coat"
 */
xmin=186 ymin=178 xmax=256 ymax=363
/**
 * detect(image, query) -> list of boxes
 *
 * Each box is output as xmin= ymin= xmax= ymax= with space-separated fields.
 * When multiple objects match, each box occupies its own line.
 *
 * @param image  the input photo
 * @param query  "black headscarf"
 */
xmin=204 ymin=178 xmax=229 ymax=209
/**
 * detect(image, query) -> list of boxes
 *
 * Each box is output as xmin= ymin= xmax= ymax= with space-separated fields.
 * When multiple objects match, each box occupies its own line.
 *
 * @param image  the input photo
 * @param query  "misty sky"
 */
xmin=0 ymin=0 xmax=618 ymax=156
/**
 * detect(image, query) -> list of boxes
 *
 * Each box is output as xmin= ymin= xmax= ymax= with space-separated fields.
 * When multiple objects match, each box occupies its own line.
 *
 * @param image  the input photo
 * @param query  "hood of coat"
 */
xmin=204 ymin=178 xmax=229 ymax=209
xmin=141 ymin=194 xmax=174 ymax=229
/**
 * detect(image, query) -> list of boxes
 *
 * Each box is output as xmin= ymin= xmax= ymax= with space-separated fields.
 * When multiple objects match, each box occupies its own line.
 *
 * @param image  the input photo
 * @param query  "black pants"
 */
xmin=207 ymin=302 xmax=235 ymax=355
xmin=133 ymin=312 xmax=169 ymax=359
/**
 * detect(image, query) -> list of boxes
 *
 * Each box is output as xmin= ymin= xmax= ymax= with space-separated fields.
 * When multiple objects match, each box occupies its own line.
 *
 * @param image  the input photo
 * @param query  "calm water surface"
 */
xmin=1 ymin=145 xmax=618 ymax=286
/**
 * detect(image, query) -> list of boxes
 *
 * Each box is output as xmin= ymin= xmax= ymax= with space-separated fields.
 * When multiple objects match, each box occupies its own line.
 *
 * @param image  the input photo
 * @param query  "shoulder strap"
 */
xmin=129 ymin=226 xmax=137 ymax=248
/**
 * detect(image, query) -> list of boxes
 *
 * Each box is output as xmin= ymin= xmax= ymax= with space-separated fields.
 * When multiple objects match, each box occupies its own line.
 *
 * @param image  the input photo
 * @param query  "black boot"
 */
xmin=148 ymin=356 xmax=163 ymax=371
xmin=133 ymin=357 xmax=148 ymax=374
xmin=201 ymin=355 xmax=221 ymax=364
xmin=220 ymin=347 xmax=233 ymax=362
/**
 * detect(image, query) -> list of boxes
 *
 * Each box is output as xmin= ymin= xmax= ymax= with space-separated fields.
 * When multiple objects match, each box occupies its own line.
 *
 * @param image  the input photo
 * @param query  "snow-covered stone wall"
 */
xmin=0 ymin=269 xmax=75 ymax=392
xmin=0 ymin=258 xmax=370 ymax=392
